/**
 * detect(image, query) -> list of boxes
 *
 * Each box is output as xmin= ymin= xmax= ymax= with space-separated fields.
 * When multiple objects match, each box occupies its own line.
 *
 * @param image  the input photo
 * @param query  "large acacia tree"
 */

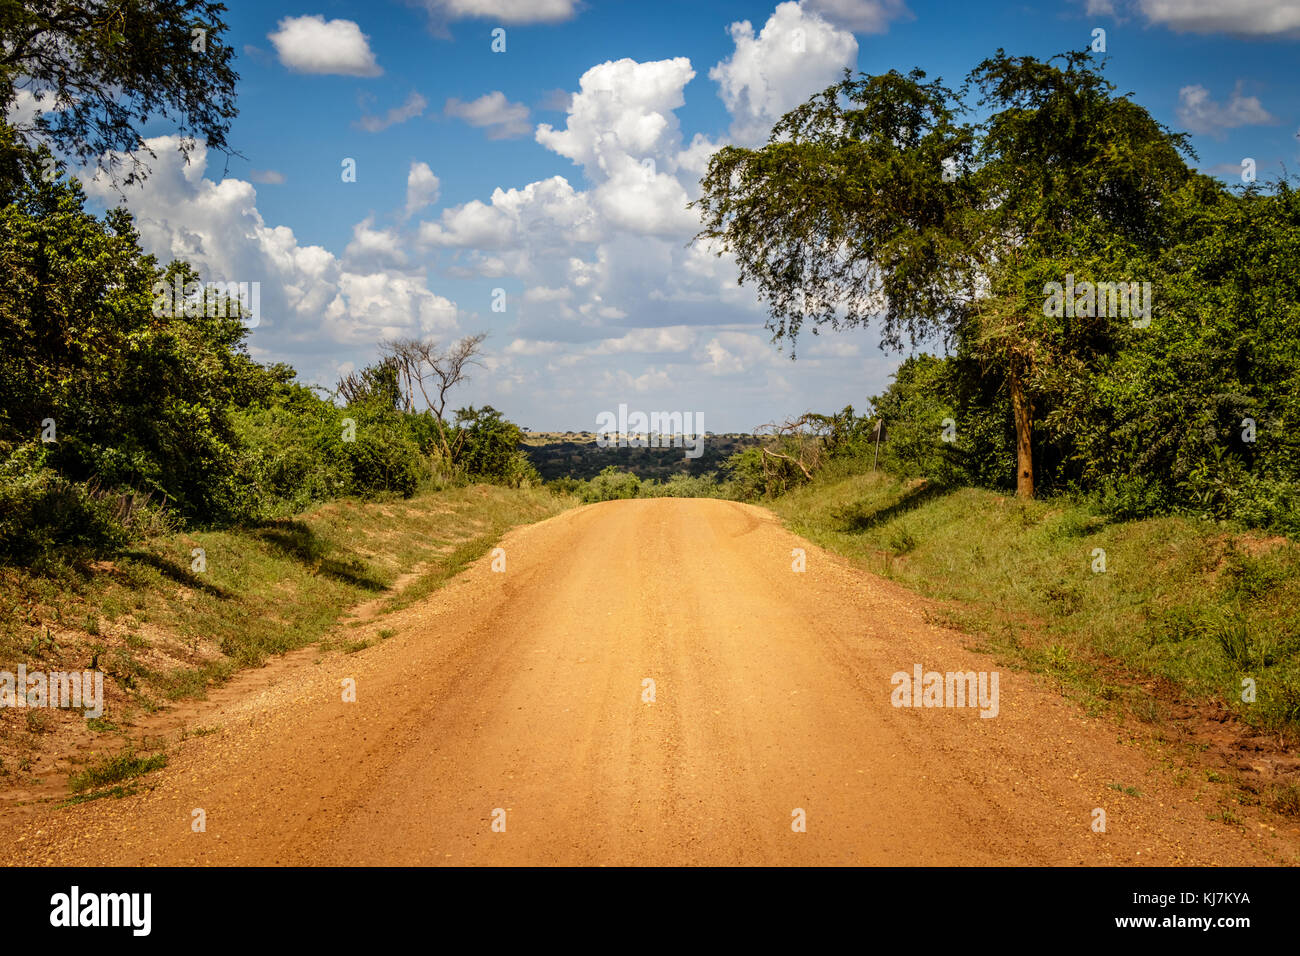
xmin=693 ymin=50 xmax=1194 ymax=497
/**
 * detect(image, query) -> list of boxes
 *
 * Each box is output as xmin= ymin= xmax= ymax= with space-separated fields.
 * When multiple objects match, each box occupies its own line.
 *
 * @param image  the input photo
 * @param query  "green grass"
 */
xmin=68 ymin=749 xmax=167 ymax=794
xmin=382 ymin=519 xmax=519 ymax=613
xmin=769 ymin=469 xmax=1300 ymax=738
xmin=58 ymin=783 xmax=142 ymax=807
xmin=1 ymin=485 xmax=573 ymax=722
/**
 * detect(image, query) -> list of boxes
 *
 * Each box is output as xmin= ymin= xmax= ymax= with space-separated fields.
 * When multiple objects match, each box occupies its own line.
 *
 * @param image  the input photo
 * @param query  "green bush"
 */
xmin=339 ymin=427 xmax=425 ymax=498
xmin=723 ymin=443 xmax=814 ymax=499
xmin=0 ymin=466 xmax=133 ymax=566
xmin=452 ymin=406 xmax=530 ymax=483
xmin=1093 ymin=474 xmax=1169 ymax=521
xmin=723 ymin=446 xmax=770 ymax=500
xmin=0 ymin=177 xmax=264 ymax=525
xmin=546 ymin=476 xmax=583 ymax=496
xmin=642 ymin=472 xmax=729 ymax=498
xmin=502 ymin=451 xmax=543 ymax=489
xmin=852 ymin=184 xmax=1300 ymax=535
xmin=579 ymin=466 xmax=642 ymax=502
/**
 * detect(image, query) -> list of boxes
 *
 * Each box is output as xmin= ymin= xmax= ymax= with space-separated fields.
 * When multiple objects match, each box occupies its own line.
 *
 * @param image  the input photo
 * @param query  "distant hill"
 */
xmin=521 ymin=432 xmax=762 ymax=481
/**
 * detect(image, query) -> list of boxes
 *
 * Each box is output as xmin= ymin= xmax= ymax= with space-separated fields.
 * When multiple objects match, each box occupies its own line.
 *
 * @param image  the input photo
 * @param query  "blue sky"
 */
xmin=67 ymin=0 xmax=1300 ymax=431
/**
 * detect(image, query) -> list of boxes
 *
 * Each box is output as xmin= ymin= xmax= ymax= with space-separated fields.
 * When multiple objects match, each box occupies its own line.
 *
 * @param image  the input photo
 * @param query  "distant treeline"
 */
xmin=522 ymin=433 xmax=760 ymax=482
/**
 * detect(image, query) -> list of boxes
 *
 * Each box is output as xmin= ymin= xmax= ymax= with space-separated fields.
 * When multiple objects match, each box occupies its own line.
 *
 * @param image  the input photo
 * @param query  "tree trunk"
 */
xmin=1009 ymin=362 xmax=1034 ymax=499
xmin=432 ymin=414 xmax=454 ymax=464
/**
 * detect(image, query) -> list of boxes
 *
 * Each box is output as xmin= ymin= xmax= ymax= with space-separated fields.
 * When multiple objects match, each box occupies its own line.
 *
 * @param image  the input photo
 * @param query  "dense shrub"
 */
xmin=642 ymin=472 xmax=729 ymax=498
xmin=0 ymin=177 xmax=273 ymax=525
xmin=0 ymin=177 xmax=531 ymax=564
xmin=579 ymin=466 xmax=642 ymax=502
xmin=546 ymin=476 xmax=583 ymax=496
xmin=451 ymin=406 xmax=539 ymax=486
xmin=339 ymin=427 xmax=425 ymax=498
xmin=865 ymin=177 xmax=1300 ymax=539
xmin=723 ymin=447 xmax=771 ymax=500
xmin=0 ymin=465 xmax=135 ymax=565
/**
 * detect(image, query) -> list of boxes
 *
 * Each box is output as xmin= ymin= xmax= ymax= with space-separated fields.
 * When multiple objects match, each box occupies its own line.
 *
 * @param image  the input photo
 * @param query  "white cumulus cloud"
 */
xmin=420 ymin=0 xmax=579 ymax=23
xmin=5 ymin=88 xmax=64 ymax=129
xmin=709 ymin=1 xmax=858 ymax=146
xmin=81 ymin=137 xmax=457 ymax=376
xmin=344 ymin=217 xmax=407 ymax=269
xmin=533 ymin=57 xmax=703 ymax=235
xmin=419 ymin=175 xmax=601 ymax=249
xmin=357 ymin=91 xmax=427 ymax=132
xmin=537 ymin=57 xmax=696 ymax=171
xmin=268 ymin=16 xmax=382 ymax=77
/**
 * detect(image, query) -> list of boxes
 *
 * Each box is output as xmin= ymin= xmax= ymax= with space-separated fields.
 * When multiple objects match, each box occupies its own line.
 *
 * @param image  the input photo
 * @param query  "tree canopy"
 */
xmin=694 ymin=50 xmax=1209 ymax=498
xmin=0 ymin=0 xmax=239 ymax=194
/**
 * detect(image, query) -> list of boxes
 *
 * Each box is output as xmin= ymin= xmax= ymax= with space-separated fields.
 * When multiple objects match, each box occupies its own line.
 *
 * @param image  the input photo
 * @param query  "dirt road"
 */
xmin=8 ymin=499 xmax=1296 ymax=865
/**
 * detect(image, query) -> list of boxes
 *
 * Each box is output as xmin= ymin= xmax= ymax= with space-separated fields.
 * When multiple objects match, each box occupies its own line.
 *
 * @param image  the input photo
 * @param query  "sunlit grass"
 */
xmin=770 ymin=469 xmax=1300 ymax=739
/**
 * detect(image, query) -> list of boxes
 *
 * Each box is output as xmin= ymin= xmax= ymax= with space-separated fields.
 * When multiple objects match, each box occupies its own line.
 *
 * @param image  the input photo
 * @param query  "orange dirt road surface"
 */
xmin=6 ymin=499 xmax=1297 ymax=865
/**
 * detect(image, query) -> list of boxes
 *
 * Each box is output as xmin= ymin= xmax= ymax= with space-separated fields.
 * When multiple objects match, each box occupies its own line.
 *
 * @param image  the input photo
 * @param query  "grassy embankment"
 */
xmin=769 ymin=466 xmax=1300 ymax=816
xmin=0 ymin=485 xmax=571 ymax=799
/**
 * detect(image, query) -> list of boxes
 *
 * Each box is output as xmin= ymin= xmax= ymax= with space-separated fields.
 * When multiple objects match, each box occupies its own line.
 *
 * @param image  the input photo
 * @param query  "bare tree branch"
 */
xmin=378 ymin=334 xmax=488 ymax=461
